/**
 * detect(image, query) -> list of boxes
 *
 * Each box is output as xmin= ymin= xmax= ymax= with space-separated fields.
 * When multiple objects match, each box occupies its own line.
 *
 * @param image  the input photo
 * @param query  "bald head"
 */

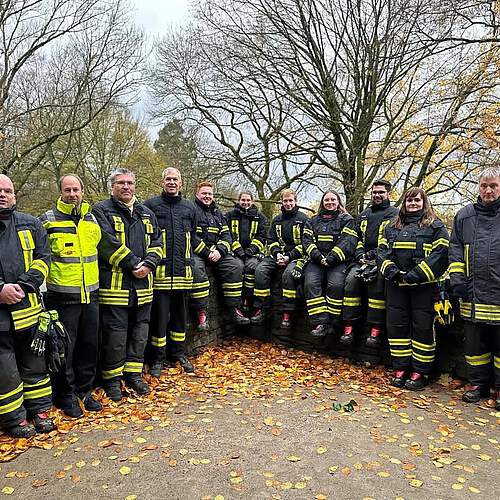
xmin=0 ymin=174 xmax=16 ymax=209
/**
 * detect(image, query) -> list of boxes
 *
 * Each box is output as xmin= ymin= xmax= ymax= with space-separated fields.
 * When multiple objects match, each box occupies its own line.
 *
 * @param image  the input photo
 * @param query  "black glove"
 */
xmin=291 ymin=261 xmax=305 ymax=280
xmin=362 ymin=264 xmax=378 ymax=283
xmin=450 ymin=282 xmax=467 ymax=299
xmin=384 ymin=266 xmax=401 ymax=283
xmin=245 ymin=247 xmax=256 ymax=258
xmin=310 ymin=249 xmax=323 ymax=264
xmin=45 ymin=310 xmax=69 ymax=373
xmin=234 ymin=247 xmax=246 ymax=260
xmin=30 ymin=311 xmax=51 ymax=357
xmin=325 ymin=254 xmax=339 ymax=267
xmin=255 ymin=253 xmax=265 ymax=261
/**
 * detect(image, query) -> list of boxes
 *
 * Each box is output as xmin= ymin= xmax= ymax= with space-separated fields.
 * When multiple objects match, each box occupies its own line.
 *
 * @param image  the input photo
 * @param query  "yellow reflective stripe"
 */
xmin=109 ymin=245 xmax=131 ymax=266
xmin=31 ymin=259 xmax=49 ymax=278
xmin=23 ymin=386 xmax=52 ymax=400
xmin=191 ymin=281 xmax=210 ymax=289
xmin=0 ymin=395 xmax=24 ymax=415
xmin=432 ymin=238 xmax=449 ymax=249
xmin=381 ymin=260 xmax=394 ymax=274
xmin=343 ymin=297 xmax=362 ymax=307
xmin=207 ymin=227 xmax=219 ymax=233
xmin=185 ymin=231 xmax=191 ymax=259
xmin=465 ymin=353 xmax=492 ymax=366
xmin=191 ymin=290 xmax=209 ymax=299
xmin=412 ymin=352 xmax=435 ymax=363
xmin=170 ymin=331 xmax=185 ymax=342
xmin=223 ymin=291 xmax=241 ymax=297
xmin=250 ymin=221 xmax=258 ymax=240
xmin=423 ymin=243 xmax=432 ymax=256
xmin=283 ymin=289 xmax=297 ymax=298
xmin=308 ymin=306 xmax=328 ymax=315
xmin=393 ymin=241 xmax=417 ymax=249
xmin=303 ymin=228 xmax=313 ymax=236
xmin=326 ymin=297 xmax=342 ymax=306
xmin=317 ymin=235 xmax=334 ymax=242
xmin=494 ymin=356 xmax=500 ymax=369
xmin=342 ymin=227 xmax=357 ymax=238
xmin=251 ymin=239 xmax=265 ymax=251
xmin=150 ymin=336 xmax=166 ymax=347
xmin=254 ymin=288 xmax=270 ymax=297
xmin=464 ymin=244 xmax=470 ymax=276
xmin=388 ymin=338 xmax=411 ymax=346
xmin=327 ymin=306 xmax=342 ymax=315
xmin=412 ymin=339 xmax=436 ymax=351
xmin=221 ymin=282 xmax=242 ymax=289
xmin=379 ymin=238 xmax=388 ymax=248
xmin=368 ymin=298 xmax=385 ymax=309
xmin=124 ymin=362 xmax=143 ymax=373
xmin=148 ymin=247 xmax=163 ymax=258
xmin=0 ymin=383 xmax=23 ymax=401
xmin=306 ymin=244 xmax=317 ymax=256
xmin=377 ymin=220 xmax=391 ymax=246
xmin=292 ymin=224 xmax=301 ymax=245
xmin=418 ymin=261 xmax=435 ymax=281
xmin=306 ymin=296 xmax=325 ymax=306
xmin=460 ymin=300 xmax=472 ymax=318
xmin=102 ymin=366 xmax=124 ymax=379
xmin=474 ymin=304 xmax=500 ymax=312
xmin=390 ymin=349 xmax=412 ymax=357
xmin=332 ymin=246 xmax=345 ymax=261
xmin=23 ymin=377 xmax=50 ymax=388
xmin=356 ymin=242 xmax=364 ymax=250
xmin=232 ymin=240 xmax=243 ymax=251
xmin=448 ymin=262 xmax=465 ymax=274
xmin=219 ymin=240 xmax=231 ymax=252
xmin=18 ymin=230 xmax=34 ymax=270
xmin=360 ymin=219 xmax=367 ymax=237
xmin=194 ymin=241 xmax=207 ymax=253
xmin=231 ymin=219 xmax=239 ymax=239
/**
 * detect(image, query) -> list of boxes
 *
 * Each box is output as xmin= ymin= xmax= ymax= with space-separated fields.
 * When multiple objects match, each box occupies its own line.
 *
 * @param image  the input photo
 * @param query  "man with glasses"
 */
xmin=92 ymin=168 xmax=162 ymax=401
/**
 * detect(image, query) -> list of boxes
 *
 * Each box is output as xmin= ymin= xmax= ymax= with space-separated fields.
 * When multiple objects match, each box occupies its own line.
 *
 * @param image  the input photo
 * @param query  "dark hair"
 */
xmin=58 ymin=173 xmax=84 ymax=191
xmin=394 ymin=187 xmax=436 ymax=228
xmin=372 ymin=179 xmax=392 ymax=192
xmin=238 ymin=191 xmax=254 ymax=201
xmin=319 ymin=190 xmax=346 ymax=214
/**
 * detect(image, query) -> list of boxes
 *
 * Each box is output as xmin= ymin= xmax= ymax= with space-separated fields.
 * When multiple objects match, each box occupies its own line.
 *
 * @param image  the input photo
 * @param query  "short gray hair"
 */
xmin=108 ymin=168 xmax=135 ymax=189
xmin=161 ymin=167 xmax=181 ymax=182
xmin=478 ymin=167 xmax=500 ymax=182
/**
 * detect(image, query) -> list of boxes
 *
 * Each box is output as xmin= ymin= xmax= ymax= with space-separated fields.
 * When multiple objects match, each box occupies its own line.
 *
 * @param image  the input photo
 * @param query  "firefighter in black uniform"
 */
xmin=144 ymin=168 xmax=199 ymax=376
xmin=190 ymin=181 xmax=249 ymax=328
xmin=449 ymin=167 xmax=500 ymax=410
xmin=93 ymin=168 xmax=163 ymax=401
xmin=378 ymin=187 xmax=449 ymax=391
xmin=0 ymin=174 xmax=55 ymax=438
xmin=252 ymin=189 xmax=308 ymax=327
xmin=302 ymin=190 xmax=358 ymax=337
xmin=225 ymin=191 xmax=268 ymax=312
xmin=342 ymin=180 xmax=398 ymax=346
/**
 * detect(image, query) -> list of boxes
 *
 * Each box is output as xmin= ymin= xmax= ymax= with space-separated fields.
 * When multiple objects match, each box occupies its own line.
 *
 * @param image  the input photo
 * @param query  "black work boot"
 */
xmin=31 ymin=412 xmax=56 ymax=433
xmin=104 ymin=380 xmax=123 ymax=402
xmin=404 ymin=372 xmax=428 ymax=391
xmin=310 ymin=324 xmax=327 ymax=338
xmin=233 ymin=308 xmax=250 ymax=325
xmin=250 ymin=309 xmax=266 ymax=325
xmin=281 ymin=312 xmax=292 ymax=329
xmin=124 ymin=375 xmax=150 ymax=395
xmin=59 ymin=396 xmax=83 ymax=419
xmin=391 ymin=370 xmax=408 ymax=388
xmin=340 ymin=323 xmax=354 ymax=345
xmin=6 ymin=419 xmax=36 ymax=438
xmin=462 ymin=385 xmax=490 ymax=403
xmin=175 ymin=355 xmax=194 ymax=373
xmin=149 ymin=361 xmax=163 ymax=378
xmin=366 ymin=326 xmax=382 ymax=347
xmin=81 ymin=394 xmax=103 ymax=412
xmin=197 ymin=310 xmax=209 ymax=331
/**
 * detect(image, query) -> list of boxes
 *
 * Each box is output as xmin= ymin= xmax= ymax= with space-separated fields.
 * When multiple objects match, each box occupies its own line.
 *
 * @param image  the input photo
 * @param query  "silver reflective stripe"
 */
xmin=45 ymin=210 xmax=56 ymax=222
xmin=86 ymin=283 xmax=99 ymax=292
xmin=83 ymin=255 xmax=98 ymax=263
xmin=47 ymin=284 xmax=81 ymax=293
xmin=51 ymin=255 xmax=81 ymax=264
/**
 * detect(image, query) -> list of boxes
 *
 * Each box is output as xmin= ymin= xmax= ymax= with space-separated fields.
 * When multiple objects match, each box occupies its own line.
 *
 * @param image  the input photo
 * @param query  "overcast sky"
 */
xmin=132 ymin=0 xmax=190 ymax=36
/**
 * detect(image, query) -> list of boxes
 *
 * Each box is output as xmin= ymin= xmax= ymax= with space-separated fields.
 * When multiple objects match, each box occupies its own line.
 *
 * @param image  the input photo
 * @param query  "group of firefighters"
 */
xmin=0 ymin=165 xmax=499 ymax=439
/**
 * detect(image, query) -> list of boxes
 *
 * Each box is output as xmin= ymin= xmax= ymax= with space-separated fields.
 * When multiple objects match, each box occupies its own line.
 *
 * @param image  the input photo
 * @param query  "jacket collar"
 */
xmin=56 ymin=197 xmax=90 ymax=217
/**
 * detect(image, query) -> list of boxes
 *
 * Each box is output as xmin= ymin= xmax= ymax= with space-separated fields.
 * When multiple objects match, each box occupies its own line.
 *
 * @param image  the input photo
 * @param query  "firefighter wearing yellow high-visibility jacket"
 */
xmin=92 ymin=168 xmax=162 ymax=402
xmin=377 ymin=187 xmax=449 ymax=391
xmin=144 ymin=168 xmax=200 ymax=376
xmin=40 ymin=174 xmax=107 ymax=418
xmin=0 ymin=174 xmax=54 ymax=438
xmin=449 ymin=167 xmax=500 ymax=411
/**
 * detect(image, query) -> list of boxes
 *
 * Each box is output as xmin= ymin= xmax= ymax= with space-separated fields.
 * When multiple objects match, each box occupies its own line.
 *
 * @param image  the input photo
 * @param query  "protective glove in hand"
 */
xmin=30 ymin=311 xmax=51 ymax=356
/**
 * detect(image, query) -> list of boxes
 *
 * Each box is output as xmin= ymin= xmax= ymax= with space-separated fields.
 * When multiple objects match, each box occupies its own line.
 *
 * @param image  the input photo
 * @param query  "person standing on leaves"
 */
xmin=0 ymin=175 xmax=55 ymax=438
xmin=190 ymin=181 xmax=249 ymax=329
xmin=40 ymin=174 xmax=104 ymax=418
xmin=449 ymin=167 xmax=500 ymax=410
xmin=144 ymin=168 xmax=198 ymax=376
xmin=342 ymin=180 xmax=399 ymax=347
xmin=302 ymin=190 xmax=358 ymax=337
xmin=252 ymin=189 xmax=308 ymax=328
xmin=377 ymin=187 xmax=449 ymax=391
xmin=92 ymin=168 xmax=163 ymax=402
xmin=225 ymin=191 xmax=268 ymax=314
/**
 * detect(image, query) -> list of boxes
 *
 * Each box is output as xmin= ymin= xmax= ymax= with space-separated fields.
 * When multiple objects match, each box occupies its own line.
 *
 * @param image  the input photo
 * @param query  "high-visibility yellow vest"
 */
xmin=41 ymin=198 xmax=101 ymax=304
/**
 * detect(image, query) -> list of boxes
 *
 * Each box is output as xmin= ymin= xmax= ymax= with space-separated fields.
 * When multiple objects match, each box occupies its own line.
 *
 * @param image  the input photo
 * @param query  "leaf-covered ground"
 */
xmin=0 ymin=338 xmax=498 ymax=499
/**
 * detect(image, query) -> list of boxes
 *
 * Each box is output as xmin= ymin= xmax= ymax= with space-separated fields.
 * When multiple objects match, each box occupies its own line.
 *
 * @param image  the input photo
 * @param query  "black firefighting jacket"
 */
xmin=92 ymin=197 xmax=163 ymax=307
xmin=0 ymin=208 xmax=50 ymax=331
xmin=449 ymin=198 xmax=500 ymax=323
xmin=268 ymin=206 xmax=308 ymax=260
xmin=225 ymin=204 xmax=268 ymax=256
xmin=192 ymin=199 xmax=232 ymax=259
xmin=355 ymin=200 xmax=399 ymax=262
xmin=144 ymin=192 xmax=199 ymax=291
xmin=302 ymin=209 xmax=358 ymax=266
xmin=378 ymin=213 xmax=449 ymax=285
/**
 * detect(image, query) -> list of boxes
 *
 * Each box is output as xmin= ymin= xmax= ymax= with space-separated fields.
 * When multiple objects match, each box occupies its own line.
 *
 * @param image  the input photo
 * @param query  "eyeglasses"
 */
xmin=114 ymin=181 xmax=135 ymax=186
